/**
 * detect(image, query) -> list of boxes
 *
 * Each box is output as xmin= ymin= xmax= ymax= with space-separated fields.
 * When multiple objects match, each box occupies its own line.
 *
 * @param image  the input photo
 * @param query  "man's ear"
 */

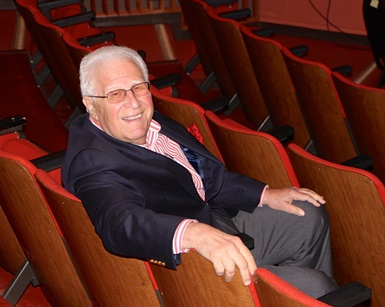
xmin=83 ymin=97 xmax=98 ymax=120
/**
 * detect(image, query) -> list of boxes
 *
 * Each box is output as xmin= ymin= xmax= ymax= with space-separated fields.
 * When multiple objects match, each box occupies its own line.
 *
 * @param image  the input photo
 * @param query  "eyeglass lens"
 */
xmin=107 ymin=82 xmax=150 ymax=103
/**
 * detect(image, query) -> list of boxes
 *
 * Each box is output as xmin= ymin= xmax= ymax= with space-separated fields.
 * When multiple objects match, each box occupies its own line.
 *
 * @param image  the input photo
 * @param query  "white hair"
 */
xmin=79 ymin=46 xmax=149 ymax=97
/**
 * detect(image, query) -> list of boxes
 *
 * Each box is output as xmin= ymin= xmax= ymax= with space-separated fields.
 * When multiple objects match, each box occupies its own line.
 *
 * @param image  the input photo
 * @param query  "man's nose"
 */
xmin=123 ymin=91 xmax=140 ymax=108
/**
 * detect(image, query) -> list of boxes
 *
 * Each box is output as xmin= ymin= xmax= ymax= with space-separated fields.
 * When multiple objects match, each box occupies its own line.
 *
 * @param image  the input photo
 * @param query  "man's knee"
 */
xmin=293 ymin=200 xmax=330 ymax=233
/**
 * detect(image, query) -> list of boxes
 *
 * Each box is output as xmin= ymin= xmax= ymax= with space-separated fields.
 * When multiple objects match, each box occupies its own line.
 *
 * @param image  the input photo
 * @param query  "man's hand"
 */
xmin=182 ymin=223 xmax=257 ymax=286
xmin=262 ymin=187 xmax=326 ymax=216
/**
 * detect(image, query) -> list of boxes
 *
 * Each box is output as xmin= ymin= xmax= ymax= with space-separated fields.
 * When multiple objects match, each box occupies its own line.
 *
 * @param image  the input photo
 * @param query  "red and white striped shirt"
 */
xmin=145 ymin=120 xmax=205 ymax=201
xmin=144 ymin=120 xmax=201 ymax=254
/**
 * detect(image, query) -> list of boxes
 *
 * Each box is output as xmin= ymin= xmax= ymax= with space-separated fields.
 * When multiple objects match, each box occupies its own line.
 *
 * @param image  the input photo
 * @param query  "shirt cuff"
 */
xmin=258 ymin=185 xmax=269 ymax=207
xmin=173 ymin=219 xmax=198 ymax=254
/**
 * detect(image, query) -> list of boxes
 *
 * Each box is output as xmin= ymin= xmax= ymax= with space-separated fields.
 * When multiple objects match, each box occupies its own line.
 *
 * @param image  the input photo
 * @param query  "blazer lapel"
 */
xmin=118 ymin=135 xmax=204 ymax=202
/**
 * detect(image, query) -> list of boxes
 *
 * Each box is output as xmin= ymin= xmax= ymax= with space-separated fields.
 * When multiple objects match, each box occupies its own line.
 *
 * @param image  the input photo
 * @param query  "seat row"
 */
xmin=15 ymin=0 xmax=232 ymax=121
xmin=151 ymin=85 xmax=384 ymax=306
xmin=180 ymin=0 xmax=385 ymax=184
xmin=5 ymin=1 xmax=383 ymax=304
xmin=16 ymin=0 xmax=385 ymax=184
xmin=0 ymin=128 xmax=351 ymax=306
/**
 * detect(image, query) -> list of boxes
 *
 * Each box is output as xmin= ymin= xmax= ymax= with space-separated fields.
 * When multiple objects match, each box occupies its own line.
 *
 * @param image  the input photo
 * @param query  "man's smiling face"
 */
xmin=83 ymin=58 xmax=154 ymax=145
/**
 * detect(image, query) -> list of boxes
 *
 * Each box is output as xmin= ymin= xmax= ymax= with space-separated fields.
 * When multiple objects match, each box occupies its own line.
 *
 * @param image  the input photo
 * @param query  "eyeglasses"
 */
xmin=88 ymin=81 xmax=150 ymax=104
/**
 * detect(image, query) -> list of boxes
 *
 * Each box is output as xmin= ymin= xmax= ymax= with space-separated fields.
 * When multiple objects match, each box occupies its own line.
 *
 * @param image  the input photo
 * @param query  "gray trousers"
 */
xmin=215 ymin=200 xmax=338 ymax=298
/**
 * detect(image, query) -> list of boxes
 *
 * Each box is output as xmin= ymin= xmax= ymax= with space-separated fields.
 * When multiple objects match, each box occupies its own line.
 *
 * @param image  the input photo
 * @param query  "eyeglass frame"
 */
xmin=86 ymin=81 xmax=151 ymax=104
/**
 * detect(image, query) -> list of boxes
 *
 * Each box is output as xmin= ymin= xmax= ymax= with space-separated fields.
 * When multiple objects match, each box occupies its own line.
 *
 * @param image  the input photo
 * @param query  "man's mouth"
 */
xmin=122 ymin=113 xmax=142 ymax=121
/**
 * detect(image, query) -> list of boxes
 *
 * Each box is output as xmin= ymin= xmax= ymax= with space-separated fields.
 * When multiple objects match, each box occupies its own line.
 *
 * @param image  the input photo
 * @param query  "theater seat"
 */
xmin=282 ymin=47 xmax=358 ymax=163
xmin=240 ymin=25 xmax=310 ymax=148
xmin=205 ymin=110 xmax=298 ymax=188
xmin=35 ymin=169 xmax=164 ymax=306
xmin=151 ymin=85 xmax=223 ymax=161
xmin=150 ymin=249 xmax=368 ymax=306
xmin=150 ymin=249 xmax=260 ymax=306
xmin=287 ymin=143 xmax=384 ymax=306
xmin=332 ymin=70 xmax=385 ymax=182
xmin=179 ymin=0 xmax=237 ymax=103
xmin=206 ymin=5 xmax=269 ymax=129
xmin=0 ymin=150 xmax=91 ymax=306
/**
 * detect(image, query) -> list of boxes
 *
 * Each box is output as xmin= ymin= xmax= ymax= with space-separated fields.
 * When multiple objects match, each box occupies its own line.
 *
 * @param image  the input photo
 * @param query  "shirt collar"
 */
xmin=145 ymin=120 xmax=161 ymax=150
xmin=88 ymin=116 xmax=161 ymax=148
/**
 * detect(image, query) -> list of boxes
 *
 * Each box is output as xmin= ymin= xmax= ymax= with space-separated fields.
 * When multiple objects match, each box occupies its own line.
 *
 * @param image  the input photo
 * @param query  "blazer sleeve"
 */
xmin=67 ymin=147 xmax=185 ymax=269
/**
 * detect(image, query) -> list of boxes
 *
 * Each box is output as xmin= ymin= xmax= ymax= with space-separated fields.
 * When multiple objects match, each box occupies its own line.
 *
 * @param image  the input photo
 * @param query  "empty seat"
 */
xmin=332 ymin=71 xmax=385 ymax=182
xmin=282 ymin=47 xmax=358 ymax=163
xmin=0 ymin=133 xmax=48 ymax=275
xmin=205 ymin=110 xmax=298 ymax=188
xmin=0 ymin=133 xmax=47 ymax=265
xmin=287 ymin=143 xmax=385 ymax=306
xmin=0 ymin=150 xmax=91 ymax=306
xmin=15 ymin=0 xmax=82 ymax=112
xmin=206 ymin=5 xmax=269 ymax=129
xmin=0 ymin=133 xmax=56 ymax=306
xmin=240 ymin=25 xmax=310 ymax=148
xmin=179 ymin=0 xmax=237 ymax=100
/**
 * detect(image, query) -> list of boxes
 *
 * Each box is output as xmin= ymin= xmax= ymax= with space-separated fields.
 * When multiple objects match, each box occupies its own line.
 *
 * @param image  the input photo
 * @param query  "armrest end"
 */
xmin=31 ymin=150 xmax=66 ymax=171
xmin=331 ymin=65 xmax=353 ymax=77
xmin=219 ymin=8 xmax=251 ymax=20
xmin=289 ymin=45 xmax=309 ymax=57
xmin=318 ymin=281 xmax=371 ymax=307
xmin=341 ymin=154 xmax=373 ymax=170
xmin=150 ymin=73 xmax=182 ymax=89
xmin=52 ymin=11 xmax=95 ymax=27
xmin=77 ymin=31 xmax=115 ymax=47
xmin=0 ymin=115 xmax=26 ymax=135
xmin=268 ymin=125 xmax=295 ymax=144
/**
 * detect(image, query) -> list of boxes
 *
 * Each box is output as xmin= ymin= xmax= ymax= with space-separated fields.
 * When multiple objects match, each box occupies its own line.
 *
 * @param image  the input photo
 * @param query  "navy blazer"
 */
xmin=62 ymin=112 xmax=266 ymax=269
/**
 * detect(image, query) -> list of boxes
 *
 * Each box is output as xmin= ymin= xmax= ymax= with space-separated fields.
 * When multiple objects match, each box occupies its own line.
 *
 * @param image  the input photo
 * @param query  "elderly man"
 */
xmin=62 ymin=45 xmax=337 ymax=297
